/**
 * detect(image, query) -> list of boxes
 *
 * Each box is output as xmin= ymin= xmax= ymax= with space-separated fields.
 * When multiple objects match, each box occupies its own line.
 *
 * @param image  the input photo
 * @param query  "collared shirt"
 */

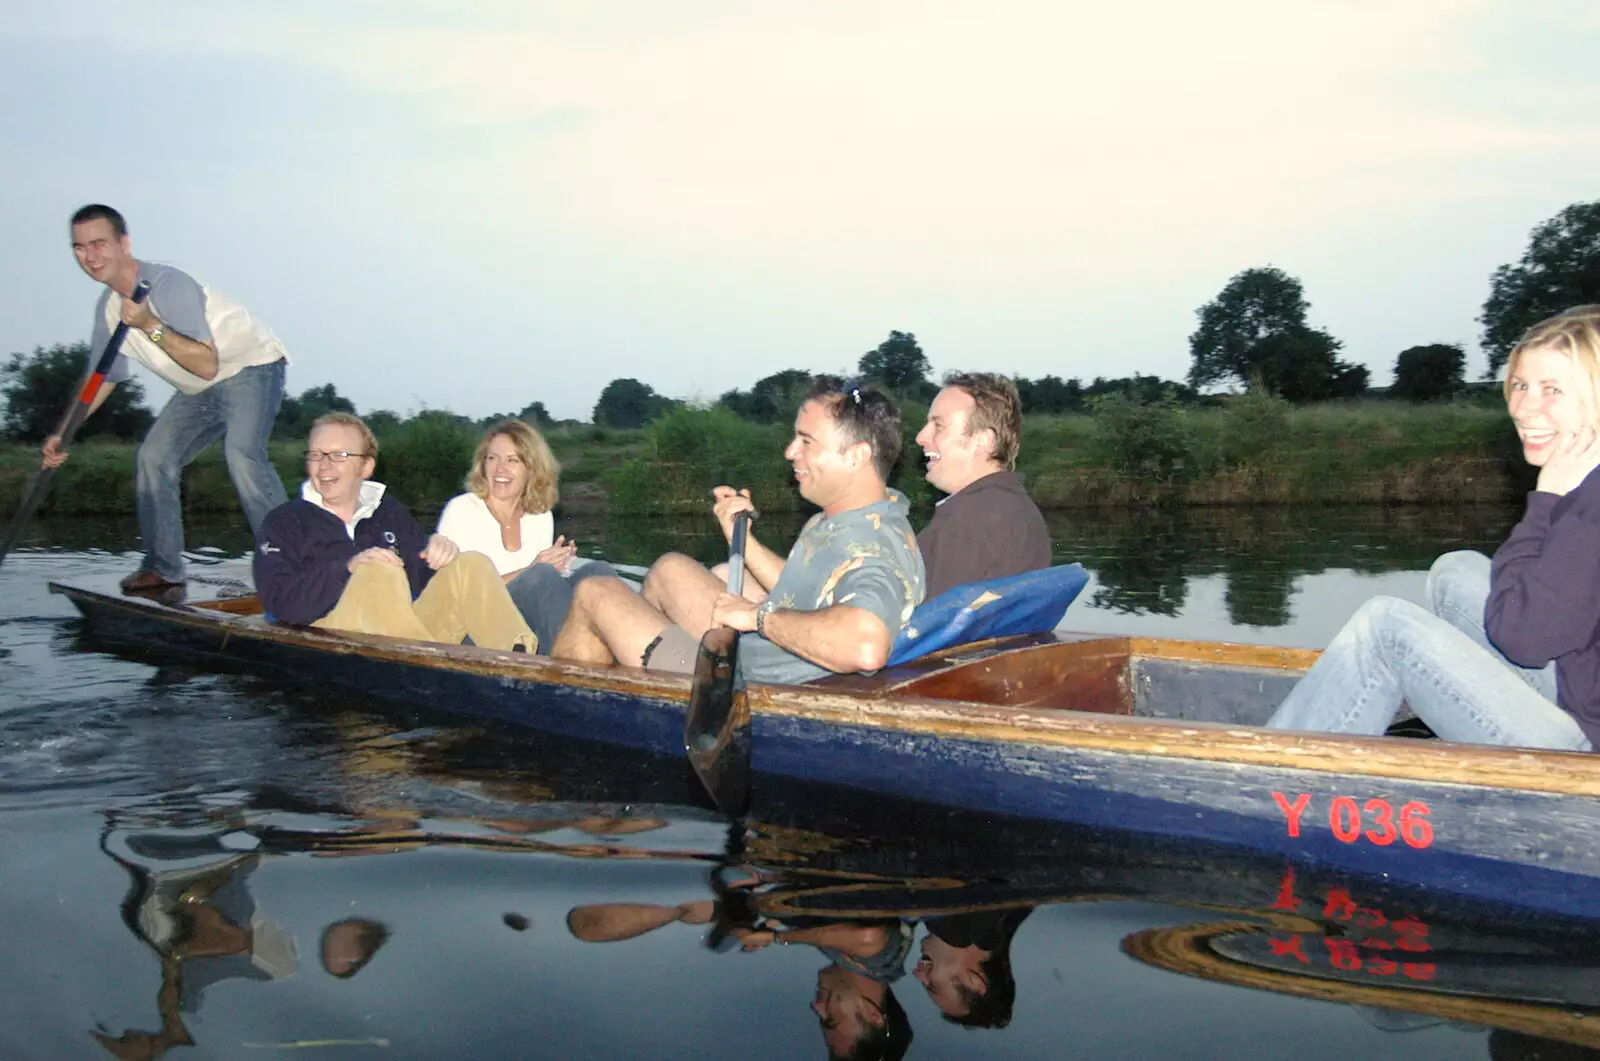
xmin=918 ymin=470 xmax=1052 ymax=597
xmin=299 ymin=479 xmax=387 ymax=540
xmin=739 ymin=491 xmax=925 ymax=685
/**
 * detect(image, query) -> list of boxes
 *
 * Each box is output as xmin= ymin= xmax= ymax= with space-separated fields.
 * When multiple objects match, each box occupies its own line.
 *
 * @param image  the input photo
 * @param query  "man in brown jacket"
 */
xmin=913 ymin=372 xmax=1052 ymax=597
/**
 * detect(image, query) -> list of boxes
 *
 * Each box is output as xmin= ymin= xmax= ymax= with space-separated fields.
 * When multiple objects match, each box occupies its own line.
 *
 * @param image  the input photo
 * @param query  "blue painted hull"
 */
xmin=54 ymin=582 xmax=1600 ymax=920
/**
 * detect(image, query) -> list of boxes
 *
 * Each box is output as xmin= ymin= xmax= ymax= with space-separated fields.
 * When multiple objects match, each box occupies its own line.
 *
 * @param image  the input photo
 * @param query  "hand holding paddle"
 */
xmin=0 ymin=280 xmax=150 ymax=571
xmin=685 ymin=511 xmax=752 ymax=816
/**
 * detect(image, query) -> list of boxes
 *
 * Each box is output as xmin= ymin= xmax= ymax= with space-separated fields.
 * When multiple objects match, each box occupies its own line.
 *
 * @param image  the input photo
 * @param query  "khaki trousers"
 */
xmin=314 ymin=552 xmax=537 ymax=652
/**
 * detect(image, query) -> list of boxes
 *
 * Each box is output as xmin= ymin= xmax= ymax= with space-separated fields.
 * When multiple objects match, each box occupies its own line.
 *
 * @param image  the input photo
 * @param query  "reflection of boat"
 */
xmin=52 ymin=576 xmax=1600 ymax=918
xmin=104 ymin=789 xmax=1600 ymax=1052
xmin=1125 ymin=908 xmax=1600 ymax=1050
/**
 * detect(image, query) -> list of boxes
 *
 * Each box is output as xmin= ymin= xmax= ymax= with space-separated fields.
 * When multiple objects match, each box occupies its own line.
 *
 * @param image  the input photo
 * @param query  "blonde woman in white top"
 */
xmin=437 ymin=420 xmax=614 ymax=653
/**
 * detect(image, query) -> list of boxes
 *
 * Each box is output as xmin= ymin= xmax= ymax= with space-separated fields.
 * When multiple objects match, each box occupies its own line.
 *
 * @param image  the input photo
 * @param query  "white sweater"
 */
xmin=435 ymin=493 xmax=554 ymax=575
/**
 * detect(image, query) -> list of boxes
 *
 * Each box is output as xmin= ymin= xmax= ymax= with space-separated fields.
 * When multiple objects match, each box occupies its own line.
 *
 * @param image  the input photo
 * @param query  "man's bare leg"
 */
xmin=552 ymin=575 xmax=674 ymax=666
xmin=639 ymin=553 xmax=734 ymax=638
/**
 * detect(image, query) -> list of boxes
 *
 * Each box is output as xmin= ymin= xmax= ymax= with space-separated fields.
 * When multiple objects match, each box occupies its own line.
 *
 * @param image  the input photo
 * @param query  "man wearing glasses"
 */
xmin=44 ymin=204 xmax=290 ymax=594
xmin=252 ymin=413 xmax=536 ymax=652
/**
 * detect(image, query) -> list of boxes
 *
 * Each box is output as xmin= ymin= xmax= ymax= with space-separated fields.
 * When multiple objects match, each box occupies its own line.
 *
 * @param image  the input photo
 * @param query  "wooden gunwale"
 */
xmin=58 ymin=584 xmax=1600 ymax=799
xmin=752 ymin=682 xmax=1600 ymax=797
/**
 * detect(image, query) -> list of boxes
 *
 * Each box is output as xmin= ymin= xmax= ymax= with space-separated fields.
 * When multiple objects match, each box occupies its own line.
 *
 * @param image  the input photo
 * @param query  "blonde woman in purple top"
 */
xmin=1268 ymin=307 xmax=1600 ymax=751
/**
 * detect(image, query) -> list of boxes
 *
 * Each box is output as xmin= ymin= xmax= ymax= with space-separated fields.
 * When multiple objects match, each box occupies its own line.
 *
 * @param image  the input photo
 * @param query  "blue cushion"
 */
xmin=888 ymin=563 xmax=1089 ymax=667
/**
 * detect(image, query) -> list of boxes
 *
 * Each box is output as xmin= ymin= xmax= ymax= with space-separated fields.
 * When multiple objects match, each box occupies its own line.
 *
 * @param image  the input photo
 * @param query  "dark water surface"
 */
xmin=4 ymin=505 xmax=1597 ymax=1061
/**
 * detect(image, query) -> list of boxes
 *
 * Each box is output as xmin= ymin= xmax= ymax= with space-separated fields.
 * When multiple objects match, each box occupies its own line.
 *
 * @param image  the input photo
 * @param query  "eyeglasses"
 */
xmin=304 ymin=450 xmax=369 ymax=464
xmin=838 ymin=377 xmax=864 ymax=405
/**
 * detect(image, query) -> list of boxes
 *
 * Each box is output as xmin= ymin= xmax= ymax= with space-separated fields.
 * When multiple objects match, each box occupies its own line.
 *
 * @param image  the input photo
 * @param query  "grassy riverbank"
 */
xmin=0 ymin=399 xmax=1527 ymax=520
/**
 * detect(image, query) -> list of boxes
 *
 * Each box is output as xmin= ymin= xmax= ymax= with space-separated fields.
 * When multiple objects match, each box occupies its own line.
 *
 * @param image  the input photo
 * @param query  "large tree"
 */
xmin=1188 ymin=267 xmax=1360 ymax=402
xmin=480 ymin=400 xmax=552 ymax=428
xmin=592 ymin=378 xmax=677 ymax=429
xmin=858 ymin=331 xmax=932 ymax=394
xmin=1 ymin=343 xmax=153 ymax=442
xmin=1014 ymin=375 xmax=1085 ymax=415
xmin=1390 ymin=343 xmax=1465 ymax=402
xmin=719 ymin=368 xmax=814 ymax=424
xmin=273 ymin=383 xmax=356 ymax=439
xmin=1480 ymin=201 xmax=1600 ymax=377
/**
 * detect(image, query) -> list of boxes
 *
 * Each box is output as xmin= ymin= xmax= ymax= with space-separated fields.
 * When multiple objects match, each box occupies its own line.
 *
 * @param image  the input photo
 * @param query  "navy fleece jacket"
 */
xmin=1487 ymin=465 xmax=1600 ymax=746
xmin=254 ymin=493 xmax=433 ymax=625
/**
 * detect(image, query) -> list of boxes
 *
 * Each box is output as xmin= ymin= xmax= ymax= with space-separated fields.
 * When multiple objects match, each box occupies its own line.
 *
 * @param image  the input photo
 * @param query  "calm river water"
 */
xmin=3 ymin=503 xmax=1596 ymax=1061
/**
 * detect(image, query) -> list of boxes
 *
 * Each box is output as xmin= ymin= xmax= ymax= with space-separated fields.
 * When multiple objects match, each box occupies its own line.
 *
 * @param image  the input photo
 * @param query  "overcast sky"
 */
xmin=4 ymin=1 xmax=1598 ymax=421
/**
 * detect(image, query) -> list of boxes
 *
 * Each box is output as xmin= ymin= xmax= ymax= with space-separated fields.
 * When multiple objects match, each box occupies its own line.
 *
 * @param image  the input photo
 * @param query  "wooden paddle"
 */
xmin=0 ymin=280 xmax=151 ymax=571
xmin=684 ymin=510 xmax=752 ymax=816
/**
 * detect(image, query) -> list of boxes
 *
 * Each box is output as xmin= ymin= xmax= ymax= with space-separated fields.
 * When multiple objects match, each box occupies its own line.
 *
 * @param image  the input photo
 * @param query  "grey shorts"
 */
xmin=639 ymin=625 xmax=699 ymax=673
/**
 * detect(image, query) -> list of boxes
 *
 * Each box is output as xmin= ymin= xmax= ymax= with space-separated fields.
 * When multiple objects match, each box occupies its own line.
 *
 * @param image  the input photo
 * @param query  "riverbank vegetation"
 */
xmin=0 ymin=395 xmax=1525 ymax=519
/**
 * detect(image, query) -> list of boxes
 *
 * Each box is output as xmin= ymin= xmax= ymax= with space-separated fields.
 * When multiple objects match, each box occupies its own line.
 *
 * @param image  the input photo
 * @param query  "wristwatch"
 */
xmin=147 ymin=324 xmax=165 ymax=345
xmin=756 ymin=599 xmax=777 ymax=637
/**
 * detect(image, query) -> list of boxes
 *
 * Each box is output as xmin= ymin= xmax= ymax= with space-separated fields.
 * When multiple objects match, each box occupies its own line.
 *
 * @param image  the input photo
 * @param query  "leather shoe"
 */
xmin=119 ymin=570 xmax=186 ymax=595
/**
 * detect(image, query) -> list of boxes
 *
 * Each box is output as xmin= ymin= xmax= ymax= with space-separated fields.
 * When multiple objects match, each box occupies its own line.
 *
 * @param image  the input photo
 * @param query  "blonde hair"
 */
xmin=1503 ymin=306 xmax=1600 ymax=423
xmin=310 ymin=412 xmax=378 ymax=460
xmin=466 ymin=419 xmax=559 ymax=513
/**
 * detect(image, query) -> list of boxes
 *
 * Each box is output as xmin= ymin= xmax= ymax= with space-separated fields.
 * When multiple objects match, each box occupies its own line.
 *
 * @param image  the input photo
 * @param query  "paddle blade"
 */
xmin=684 ymin=626 xmax=749 ymax=816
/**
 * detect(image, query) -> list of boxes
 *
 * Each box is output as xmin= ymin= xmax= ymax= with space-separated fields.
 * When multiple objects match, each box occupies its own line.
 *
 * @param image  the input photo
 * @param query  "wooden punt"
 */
xmin=50 ymin=576 xmax=1600 ymax=920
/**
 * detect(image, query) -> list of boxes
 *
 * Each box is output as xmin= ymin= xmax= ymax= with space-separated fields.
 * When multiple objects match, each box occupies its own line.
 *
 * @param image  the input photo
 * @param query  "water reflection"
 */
xmin=88 ymin=779 xmax=1600 ymax=1061
xmin=95 ymin=826 xmax=303 ymax=1060
xmin=1060 ymin=504 xmax=1518 ymax=629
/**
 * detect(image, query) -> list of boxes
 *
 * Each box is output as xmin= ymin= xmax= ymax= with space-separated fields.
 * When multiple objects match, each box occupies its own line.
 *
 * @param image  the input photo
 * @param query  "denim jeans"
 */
xmin=1265 ymin=550 xmax=1592 ymax=750
xmin=135 ymin=361 xmax=288 ymax=581
xmin=507 ymin=560 xmax=618 ymax=656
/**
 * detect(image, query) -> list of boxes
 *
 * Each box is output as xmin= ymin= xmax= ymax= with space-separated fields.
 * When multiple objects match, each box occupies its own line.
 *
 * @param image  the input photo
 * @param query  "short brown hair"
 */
xmin=466 ymin=419 xmax=560 ymax=514
xmin=942 ymin=372 xmax=1023 ymax=469
xmin=71 ymin=203 xmax=127 ymax=237
xmin=805 ymin=377 xmax=903 ymax=481
xmin=310 ymin=412 xmax=378 ymax=460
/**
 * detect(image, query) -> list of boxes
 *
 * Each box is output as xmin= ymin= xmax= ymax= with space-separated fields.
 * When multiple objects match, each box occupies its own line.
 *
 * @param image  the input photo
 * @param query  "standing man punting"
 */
xmin=45 ymin=204 xmax=290 ymax=593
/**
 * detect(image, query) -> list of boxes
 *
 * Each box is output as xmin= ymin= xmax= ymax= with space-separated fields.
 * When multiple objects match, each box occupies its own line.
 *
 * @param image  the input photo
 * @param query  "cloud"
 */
xmin=8 ymin=1 xmax=1600 ymax=415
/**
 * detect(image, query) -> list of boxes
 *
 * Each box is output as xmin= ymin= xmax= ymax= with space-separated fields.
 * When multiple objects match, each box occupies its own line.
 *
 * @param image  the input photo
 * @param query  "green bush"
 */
xmin=374 ymin=413 xmax=478 ymax=511
xmin=606 ymin=406 xmax=793 ymax=514
xmin=1219 ymin=392 xmax=1291 ymax=467
xmin=1089 ymin=394 xmax=1198 ymax=487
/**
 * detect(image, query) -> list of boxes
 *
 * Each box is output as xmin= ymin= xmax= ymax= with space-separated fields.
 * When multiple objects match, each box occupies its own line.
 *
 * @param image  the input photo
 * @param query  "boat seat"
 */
xmin=887 ymin=563 xmax=1089 ymax=667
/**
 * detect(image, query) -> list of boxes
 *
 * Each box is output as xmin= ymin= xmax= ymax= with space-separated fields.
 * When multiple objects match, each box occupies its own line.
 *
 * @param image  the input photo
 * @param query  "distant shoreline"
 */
xmin=0 ymin=401 xmax=1526 ymax=521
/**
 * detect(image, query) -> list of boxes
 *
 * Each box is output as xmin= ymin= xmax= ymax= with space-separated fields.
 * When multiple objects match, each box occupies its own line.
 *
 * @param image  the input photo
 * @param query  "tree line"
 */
xmin=7 ymin=199 xmax=1600 ymax=441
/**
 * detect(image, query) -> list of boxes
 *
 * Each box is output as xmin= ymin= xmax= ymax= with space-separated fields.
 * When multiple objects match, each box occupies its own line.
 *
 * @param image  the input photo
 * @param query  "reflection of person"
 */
xmin=735 ymin=920 xmax=914 ymax=1061
xmin=47 ymin=204 xmax=290 ymax=594
xmin=253 ymin=413 xmax=536 ymax=652
xmin=566 ymin=881 xmax=914 ymax=1060
xmin=1268 ymin=307 xmax=1600 ymax=751
xmin=321 ymin=918 xmax=391 ymax=978
xmin=567 ymin=901 xmax=718 ymax=942
xmin=913 ymin=373 xmax=1051 ymax=596
xmin=94 ymin=845 xmax=296 ymax=1061
xmin=553 ymin=377 xmax=924 ymax=682
xmin=436 ymin=420 xmax=616 ymax=654
xmin=913 ymin=908 xmax=1032 ymax=1029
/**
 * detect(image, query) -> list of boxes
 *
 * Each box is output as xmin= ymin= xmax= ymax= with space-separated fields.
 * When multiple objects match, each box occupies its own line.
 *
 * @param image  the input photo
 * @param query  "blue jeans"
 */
xmin=507 ymin=559 xmax=618 ymax=656
xmin=135 ymin=361 xmax=288 ymax=581
xmin=1266 ymin=551 xmax=1591 ymax=750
